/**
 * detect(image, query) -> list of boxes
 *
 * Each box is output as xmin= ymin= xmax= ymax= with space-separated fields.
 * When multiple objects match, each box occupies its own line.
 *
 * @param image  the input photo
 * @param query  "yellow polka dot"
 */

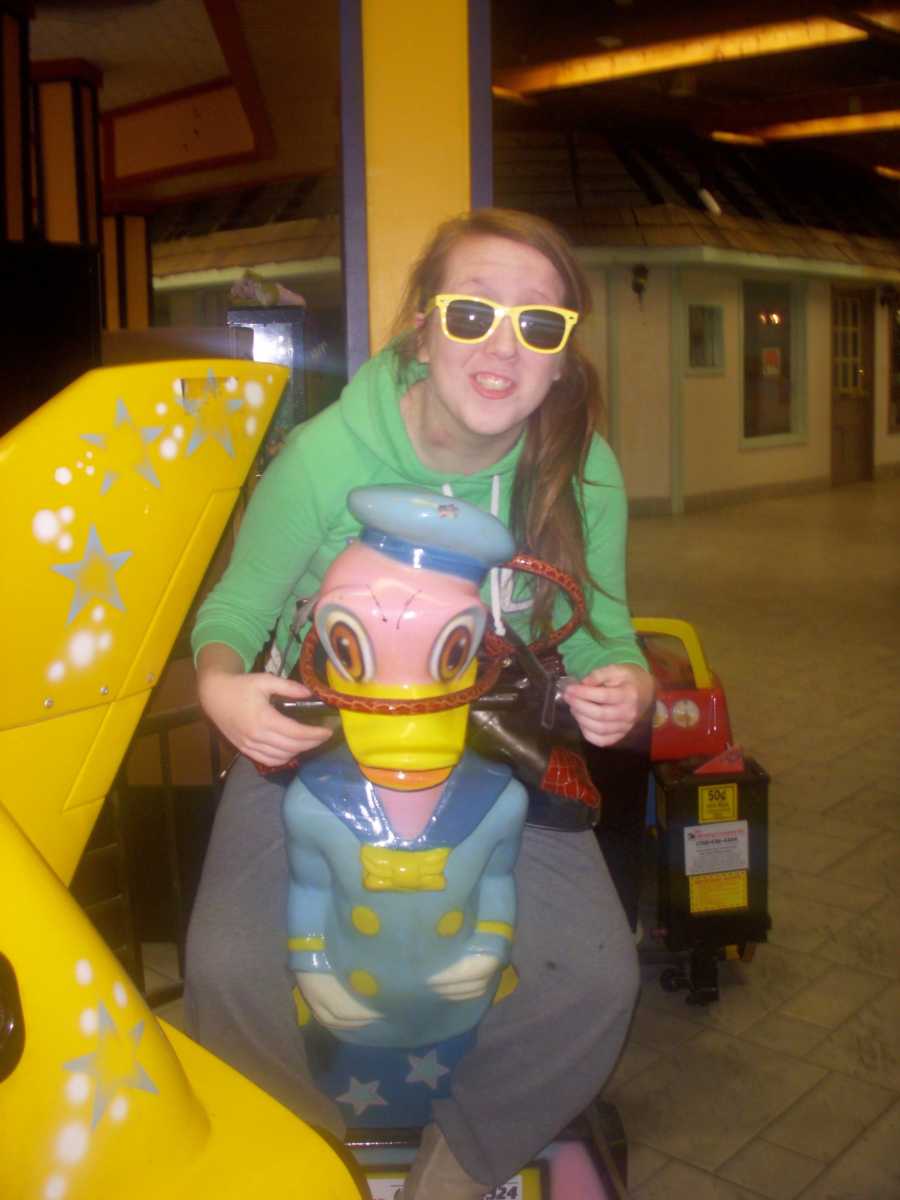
xmin=351 ymin=906 xmax=381 ymax=936
xmin=492 ymin=964 xmax=519 ymax=1005
xmin=436 ymin=910 xmax=464 ymax=937
xmin=349 ymin=969 xmax=379 ymax=997
xmin=292 ymin=986 xmax=312 ymax=1027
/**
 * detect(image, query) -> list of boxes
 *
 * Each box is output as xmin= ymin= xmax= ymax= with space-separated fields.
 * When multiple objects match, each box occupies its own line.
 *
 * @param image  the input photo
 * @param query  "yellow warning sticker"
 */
xmin=689 ymin=870 xmax=748 ymax=913
xmin=698 ymin=782 xmax=738 ymax=823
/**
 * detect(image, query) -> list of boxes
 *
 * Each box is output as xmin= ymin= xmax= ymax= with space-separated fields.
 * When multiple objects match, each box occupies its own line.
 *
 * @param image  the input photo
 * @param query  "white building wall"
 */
xmin=601 ymin=264 xmax=672 ymax=505
xmin=582 ymin=256 xmax=900 ymax=509
xmin=680 ymin=269 xmax=831 ymax=502
xmin=874 ymin=305 xmax=900 ymax=471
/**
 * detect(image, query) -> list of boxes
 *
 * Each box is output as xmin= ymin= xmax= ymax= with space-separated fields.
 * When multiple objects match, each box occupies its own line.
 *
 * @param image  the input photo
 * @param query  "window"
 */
xmin=833 ymin=294 xmax=864 ymax=394
xmin=743 ymin=281 xmax=802 ymax=439
xmin=687 ymin=304 xmax=724 ymax=371
xmin=889 ymin=300 xmax=900 ymax=434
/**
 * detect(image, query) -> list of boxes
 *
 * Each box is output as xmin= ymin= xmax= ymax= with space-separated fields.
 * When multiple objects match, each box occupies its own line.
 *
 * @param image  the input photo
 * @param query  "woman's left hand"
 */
xmin=563 ymin=663 xmax=656 ymax=747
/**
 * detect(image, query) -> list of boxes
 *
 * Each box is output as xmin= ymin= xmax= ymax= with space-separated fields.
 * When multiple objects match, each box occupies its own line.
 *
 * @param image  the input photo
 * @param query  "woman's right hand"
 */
xmin=196 ymin=645 xmax=332 ymax=767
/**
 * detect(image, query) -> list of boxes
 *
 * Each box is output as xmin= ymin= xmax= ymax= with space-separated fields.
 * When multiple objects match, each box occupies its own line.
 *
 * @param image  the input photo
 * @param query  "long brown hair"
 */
xmin=391 ymin=208 xmax=605 ymax=637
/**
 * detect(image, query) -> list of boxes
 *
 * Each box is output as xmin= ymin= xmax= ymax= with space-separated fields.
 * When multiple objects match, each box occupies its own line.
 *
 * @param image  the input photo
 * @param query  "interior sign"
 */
xmin=684 ymin=820 xmax=749 ymax=876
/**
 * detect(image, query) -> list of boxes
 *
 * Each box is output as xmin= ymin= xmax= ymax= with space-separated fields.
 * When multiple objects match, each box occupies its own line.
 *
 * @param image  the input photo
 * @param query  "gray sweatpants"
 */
xmin=184 ymin=756 xmax=639 ymax=1187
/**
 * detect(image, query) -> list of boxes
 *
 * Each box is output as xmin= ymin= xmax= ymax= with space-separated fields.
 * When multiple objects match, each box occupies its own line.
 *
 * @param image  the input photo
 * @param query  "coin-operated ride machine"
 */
xmin=271 ymin=485 xmax=629 ymax=1199
xmin=634 ymin=620 xmax=771 ymax=1006
xmin=0 ymin=360 xmax=364 ymax=1200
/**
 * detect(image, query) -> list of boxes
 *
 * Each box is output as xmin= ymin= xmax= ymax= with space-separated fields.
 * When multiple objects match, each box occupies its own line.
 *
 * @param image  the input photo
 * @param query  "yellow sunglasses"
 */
xmin=425 ymin=293 xmax=579 ymax=354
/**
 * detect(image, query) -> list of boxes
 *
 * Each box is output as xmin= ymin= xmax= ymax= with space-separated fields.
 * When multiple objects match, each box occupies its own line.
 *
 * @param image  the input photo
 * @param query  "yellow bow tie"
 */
xmin=360 ymin=845 xmax=450 ymax=892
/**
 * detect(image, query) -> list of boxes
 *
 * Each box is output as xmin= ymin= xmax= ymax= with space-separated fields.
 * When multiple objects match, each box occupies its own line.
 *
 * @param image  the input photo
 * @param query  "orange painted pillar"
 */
xmin=340 ymin=0 xmax=492 ymax=370
xmin=31 ymin=59 xmax=102 ymax=246
xmin=102 ymin=213 xmax=152 ymax=331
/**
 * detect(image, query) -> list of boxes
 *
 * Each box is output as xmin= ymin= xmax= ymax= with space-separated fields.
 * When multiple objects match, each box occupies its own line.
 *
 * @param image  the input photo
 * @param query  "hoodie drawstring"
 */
xmin=442 ymin=477 xmax=514 ymax=637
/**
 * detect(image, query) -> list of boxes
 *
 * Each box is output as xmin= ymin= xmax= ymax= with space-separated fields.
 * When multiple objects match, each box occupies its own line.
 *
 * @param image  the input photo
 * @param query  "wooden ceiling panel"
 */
xmin=491 ymin=1 xmax=900 ymax=174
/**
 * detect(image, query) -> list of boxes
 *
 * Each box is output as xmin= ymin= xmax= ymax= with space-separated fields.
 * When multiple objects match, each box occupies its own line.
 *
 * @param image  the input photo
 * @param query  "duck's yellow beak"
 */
xmin=328 ymin=660 xmax=477 ymax=778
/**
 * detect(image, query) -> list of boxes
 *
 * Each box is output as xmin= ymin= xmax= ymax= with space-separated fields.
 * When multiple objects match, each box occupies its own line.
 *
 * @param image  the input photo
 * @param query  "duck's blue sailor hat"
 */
xmin=347 ymin=485 xmax=515 ymax=585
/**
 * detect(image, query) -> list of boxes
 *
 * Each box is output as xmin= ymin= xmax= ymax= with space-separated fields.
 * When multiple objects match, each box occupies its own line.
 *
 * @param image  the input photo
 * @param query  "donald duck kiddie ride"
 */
xmin=284 ymin=485 xmax=529 ymax=1110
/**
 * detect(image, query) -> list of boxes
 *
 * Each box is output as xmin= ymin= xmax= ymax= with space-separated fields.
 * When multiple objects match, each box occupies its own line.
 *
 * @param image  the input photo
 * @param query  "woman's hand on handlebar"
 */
xmin=196 ymin=644 xmax=332 ymax=767
xmin=562 ymin=663 xmax=655 ymax=748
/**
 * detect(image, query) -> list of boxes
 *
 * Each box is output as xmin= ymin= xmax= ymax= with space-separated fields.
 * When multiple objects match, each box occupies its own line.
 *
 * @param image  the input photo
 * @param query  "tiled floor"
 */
xmin=150 ymin=478 xmax=900 ymax=1199
xmin=613 ymin=477 xmax=900 ymax=1199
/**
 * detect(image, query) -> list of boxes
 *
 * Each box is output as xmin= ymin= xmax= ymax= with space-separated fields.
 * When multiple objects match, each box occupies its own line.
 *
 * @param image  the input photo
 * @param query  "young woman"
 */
xmin=188 ymin=208 xmax=654 ymax=1200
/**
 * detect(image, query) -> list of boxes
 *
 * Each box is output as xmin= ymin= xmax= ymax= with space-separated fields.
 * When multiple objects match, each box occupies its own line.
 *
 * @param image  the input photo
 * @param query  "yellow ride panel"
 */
xmin=1 ymin=360 xmax=361 ymax=1198
xmin=0 ymin=360 xmax=286 ymax=881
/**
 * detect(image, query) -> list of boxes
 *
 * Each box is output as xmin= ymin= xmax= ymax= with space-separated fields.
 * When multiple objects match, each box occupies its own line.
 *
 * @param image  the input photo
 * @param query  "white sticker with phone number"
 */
xmin=684 ymin=819 xmax=748 ymax=876
xmin=368 ymin=1175 xmax=525 ymax=1199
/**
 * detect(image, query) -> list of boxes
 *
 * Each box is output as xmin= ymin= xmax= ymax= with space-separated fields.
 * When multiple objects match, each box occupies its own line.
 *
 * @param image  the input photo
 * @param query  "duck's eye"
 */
xmin=316 ymin=606 xmax=375 ymax=682
xmin=429 ymin=608 xmax=485 ymax=683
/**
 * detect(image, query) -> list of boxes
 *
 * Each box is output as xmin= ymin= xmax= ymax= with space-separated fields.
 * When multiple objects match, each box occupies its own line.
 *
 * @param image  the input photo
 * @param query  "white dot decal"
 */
xmin=75 ymin=959 xmax=93 ymax=986
xmin=66 ymin=1073 xmax=91 ymax=1104
xmin=245 ymin=416 xmax=258 ymax=436
xmin=225 ymin=376 xmax=238 ymax=392
xmin=155 ymin=402 xmax=167 ymax=415
xmin=173 ymin=424 xmax=184 ymax=440
xmin=244 ymin=381 xmax=264 ymax=408
xmin=159 ymin=438 xmax=178 ymax=461
xmin=97 ymin=631 xmax=113 ymax=652
xmin=47 ymin=661 xmax=65 ymax=683
xmin=113 ymin=981 xmax=128 ymax=1008
xmin=79 ymin=1008 xmax=98 ymax=1036
xmin=69 ymin=632 xmax=96 ymax=668
xmin=59 ymin=506 xmax=75 ymax=524
xmin=85 ymin=450 xmax=93 ymax=460
xmin=55 ymin=467 xmax=73 ymax=485
xmin=109 ymin=1096 xmax=129 ymax=1123
xmin=33 ymin=510 xmax=61 ymax=542
xmin=56 ymin=1122 xmax=89 ymax=1165
xmin=91 ymin=606 xmax=104 ymax=622
xmin=44 ymin=1174 xmax=67 ymax=1200
xmin=172 ymin=379 xmax=184 ymax=397
xmin=85 ymin=465 xmax=95 ymax=476
xmin=76 ymin=461 xmax=83 ymax=470
xmin=57 ymin=533 xmax=74 ymax=553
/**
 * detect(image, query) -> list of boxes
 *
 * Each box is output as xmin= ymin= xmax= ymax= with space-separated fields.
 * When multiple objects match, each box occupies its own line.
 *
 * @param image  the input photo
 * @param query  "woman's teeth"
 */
xmin=474 ymin=373 xmax=511 ymax=391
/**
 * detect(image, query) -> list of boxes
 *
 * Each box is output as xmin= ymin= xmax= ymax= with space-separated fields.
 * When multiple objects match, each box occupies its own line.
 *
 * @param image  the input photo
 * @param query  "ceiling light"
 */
xmin=490 ymin=85 xmax=538 ymax=106
xmin=754 ymin=110 xmax=900 ymax=140
xmin=494 ymin=18 xmax=865 ymax=95
xmin=710 ymin=131 xmax=766 ymax=146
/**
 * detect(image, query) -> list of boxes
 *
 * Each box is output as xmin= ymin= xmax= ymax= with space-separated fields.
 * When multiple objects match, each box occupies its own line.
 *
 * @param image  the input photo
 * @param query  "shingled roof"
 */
xmin=558 ymin=203 xmax=900 ymax=273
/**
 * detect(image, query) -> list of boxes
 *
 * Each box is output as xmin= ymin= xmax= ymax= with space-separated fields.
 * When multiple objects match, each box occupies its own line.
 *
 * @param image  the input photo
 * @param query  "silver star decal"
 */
xmin=336 ymin=1076 xmax=388 ymax=1116
xmin=51 ymin=525 xmax=132 ymax=624
xmin=180 ymin=369 xmax=236 ymax=458
xmin=405 ymin=1049 xmax=450 ymax=1090
xmin=64 ymin=1003 xmax=158 ymax=1128
xmin=82 ymin=398 xmax=163 ymax=492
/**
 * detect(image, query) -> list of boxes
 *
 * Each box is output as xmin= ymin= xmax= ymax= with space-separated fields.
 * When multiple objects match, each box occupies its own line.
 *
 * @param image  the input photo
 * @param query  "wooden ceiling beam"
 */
xmin=202 ymin=0 xmax=276 ymax=159
xmin=828 ymin=6 xmax=900 ymax=46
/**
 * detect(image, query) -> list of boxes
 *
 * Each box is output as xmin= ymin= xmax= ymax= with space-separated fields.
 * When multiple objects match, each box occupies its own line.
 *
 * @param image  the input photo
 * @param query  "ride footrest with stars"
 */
xmin=303 ymin=1021 xmax=475 ymax=1127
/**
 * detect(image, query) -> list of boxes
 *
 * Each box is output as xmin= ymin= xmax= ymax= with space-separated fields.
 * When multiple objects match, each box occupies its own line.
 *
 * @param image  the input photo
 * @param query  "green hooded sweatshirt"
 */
xmin=191 ymin=345 xmax=645 ymax=679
